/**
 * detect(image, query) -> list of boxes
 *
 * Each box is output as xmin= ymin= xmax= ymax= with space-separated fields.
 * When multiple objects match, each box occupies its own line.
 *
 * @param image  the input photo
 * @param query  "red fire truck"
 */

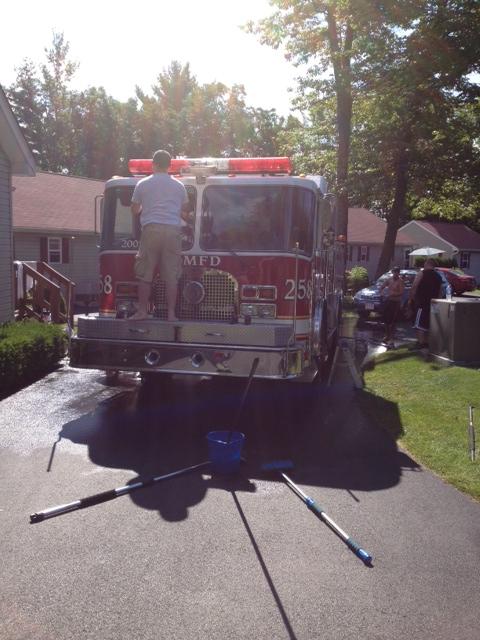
xmin=70 ymin=157 xmax=345 ymax=382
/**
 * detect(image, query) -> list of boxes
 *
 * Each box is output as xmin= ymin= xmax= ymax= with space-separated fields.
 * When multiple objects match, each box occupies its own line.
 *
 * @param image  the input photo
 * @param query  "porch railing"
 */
xmin=14 ymin=261 xmax=75 ymax=326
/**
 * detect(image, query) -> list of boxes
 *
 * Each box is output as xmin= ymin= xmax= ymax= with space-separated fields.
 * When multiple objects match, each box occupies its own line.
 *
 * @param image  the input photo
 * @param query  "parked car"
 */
xmin=353 ymin=269 xmax=416 ymax=319
xmin=435 ymin=268 xmax=476 ymax=295
xmin=353 ymin=268 xmax=448 ymax=320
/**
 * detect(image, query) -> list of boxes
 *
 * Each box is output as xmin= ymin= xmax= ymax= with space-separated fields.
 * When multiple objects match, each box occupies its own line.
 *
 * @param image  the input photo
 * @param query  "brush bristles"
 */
xmin=261 ymin=460 xmax=294 ymax=471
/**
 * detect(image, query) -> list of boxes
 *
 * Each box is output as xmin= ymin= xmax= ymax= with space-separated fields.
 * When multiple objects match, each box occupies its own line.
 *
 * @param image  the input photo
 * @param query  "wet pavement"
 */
xmin=0 ymin=317 xmax=479 ymax=640
xmin=352 ymin=313 xmax=417 ymax=361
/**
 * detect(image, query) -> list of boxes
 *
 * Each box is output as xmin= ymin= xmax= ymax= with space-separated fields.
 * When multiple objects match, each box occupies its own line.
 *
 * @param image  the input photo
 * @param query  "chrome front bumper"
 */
xmin=70 ymin=336 xmax=311 ymax=380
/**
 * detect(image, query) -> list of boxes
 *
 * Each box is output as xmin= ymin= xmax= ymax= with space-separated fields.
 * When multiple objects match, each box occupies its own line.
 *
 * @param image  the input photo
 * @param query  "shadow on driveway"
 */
xmin=57 ymin=362 xmax=419 ymax=520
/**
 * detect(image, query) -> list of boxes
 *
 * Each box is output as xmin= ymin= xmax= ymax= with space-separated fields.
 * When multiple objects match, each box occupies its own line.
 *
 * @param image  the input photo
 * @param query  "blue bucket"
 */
xmin=207 ymin=431 xmax=245 ymax=474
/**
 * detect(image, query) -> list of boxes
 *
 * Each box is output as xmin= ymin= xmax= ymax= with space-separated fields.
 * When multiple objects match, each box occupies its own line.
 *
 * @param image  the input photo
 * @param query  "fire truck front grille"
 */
xmin=152 ymin=269 xmax=238 ymax=321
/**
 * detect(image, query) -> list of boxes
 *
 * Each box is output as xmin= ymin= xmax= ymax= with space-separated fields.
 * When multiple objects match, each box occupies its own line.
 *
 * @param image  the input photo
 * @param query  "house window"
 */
xmin=357 ymin=245 xmax=369 ymax=262
xmin=460 ymin=252 xmax=470 ymax=269
xmin=48 ymin=237 xmax=62 ymax=263
xmin=347 ymin=245 xmax=353 ymax=261
xmin=40 ymin=236 xmax=70 ymax=264
xmin=404 ymin=249 xmax=411 ymax=268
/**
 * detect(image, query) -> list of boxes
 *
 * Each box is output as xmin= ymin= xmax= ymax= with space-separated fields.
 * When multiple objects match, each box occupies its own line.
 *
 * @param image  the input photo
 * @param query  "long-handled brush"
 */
xmin=263 ymin=461 xmax=372 ymax=565
xmin=30 ymin=461 xmax=211 ymax=524
xmin=206 ymin=358 xmax=259 ymax=474
xmin=227 ymin=357 xmax=259 ymax=443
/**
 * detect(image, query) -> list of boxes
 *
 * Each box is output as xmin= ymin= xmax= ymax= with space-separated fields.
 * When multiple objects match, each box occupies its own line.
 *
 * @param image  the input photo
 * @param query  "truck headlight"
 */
xmin=240 ymin=303 xmax=276 ymax=319
xmin=241 ymin=285 xmax=277 ymax=301
xmin=116 ymin=300 xmax=136 ymax=318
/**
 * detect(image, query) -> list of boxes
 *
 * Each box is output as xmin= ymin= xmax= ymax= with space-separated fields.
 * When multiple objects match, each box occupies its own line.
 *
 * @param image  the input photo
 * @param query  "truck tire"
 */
xmin=104 ymin=369 xmax=119 ymax=384
xmin=140 ymin=372 xmax=173 ymax=388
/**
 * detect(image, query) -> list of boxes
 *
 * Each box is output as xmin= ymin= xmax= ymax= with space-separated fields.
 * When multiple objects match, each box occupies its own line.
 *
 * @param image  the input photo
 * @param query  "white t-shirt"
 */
xmin=131 ymin=172 xmax=188 ymax=227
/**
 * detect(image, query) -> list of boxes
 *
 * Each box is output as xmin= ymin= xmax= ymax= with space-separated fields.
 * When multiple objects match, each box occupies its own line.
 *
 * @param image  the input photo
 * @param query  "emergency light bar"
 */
xmin=129 ymin=158 xmax=190 ymax=175
xmin=128 ymin=157 xmax=292 ymax=176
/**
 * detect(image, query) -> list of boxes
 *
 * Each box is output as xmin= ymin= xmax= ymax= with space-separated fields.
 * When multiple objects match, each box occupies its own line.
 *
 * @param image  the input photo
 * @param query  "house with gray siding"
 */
xmin=0 ymin=86 xmax=36 ymax=324
xmin=347 ymin=208 xmax=415 ymax=282
xmin=12 ymin=171 xmax=104 ymax=306
xmin=399 ymin=220 xmax=480 ymax=282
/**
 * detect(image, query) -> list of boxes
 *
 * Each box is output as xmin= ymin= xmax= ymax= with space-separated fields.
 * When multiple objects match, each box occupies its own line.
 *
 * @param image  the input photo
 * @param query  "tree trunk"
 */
xmin=326 ymin=9 xmax=353 ymax=244
xmin=335 ymin=84 xmax=352 ymax=242
xmin=375 ymin=145 xmax=409 ymax=278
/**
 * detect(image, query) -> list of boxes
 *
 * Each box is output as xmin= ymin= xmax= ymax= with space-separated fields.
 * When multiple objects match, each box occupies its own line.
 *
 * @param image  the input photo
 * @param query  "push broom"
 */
xmin=263 ymin=462 xmax=373 ymax=565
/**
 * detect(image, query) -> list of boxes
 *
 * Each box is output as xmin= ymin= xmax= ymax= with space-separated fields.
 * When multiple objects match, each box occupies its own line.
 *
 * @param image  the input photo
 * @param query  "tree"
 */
xmin=248 ymin=0 xmax=422 ymax=240
xmin=40 ymin=32 xmax=79 ymax=173
xmin=370 ymin=1 xmax=480 ymax=275
xmin=6 ymin=60 xmax=44 ymax=164
xmin=116 ymin=98 xmax=144 ymax=176
xmin=134 ymin=63 xmax=287 ymax=158
xmin=185 ymin=81 xmax=228 ymax=156
xmin=409 ymin=100 xmax=480 ymax=232
xmin=8 ymin=32 xmax=80 ymax=174
xmin=72 ymin=87 xmax=123 ymax=179
xmin=7 ymin=38 xmax=290 ymax=179
xmin=220 ymin=84 xmax=253 ymax=155
xmin=244 ymin=107 xmax=287 ymax=156
xmin=251 ymin=2 xmax=479 ymax=276
xmin=136 ymin=61 xmax=199 ymax=156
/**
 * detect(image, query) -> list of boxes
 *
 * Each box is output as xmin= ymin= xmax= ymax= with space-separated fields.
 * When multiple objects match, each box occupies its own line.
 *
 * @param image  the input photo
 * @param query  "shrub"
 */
xmin=0 ymin=321 xmax=67 ymax=397
xmin=414 ymin=256 xmax=458 ymax=268
xmin=346 ymin=266 xmax=369 ymax=293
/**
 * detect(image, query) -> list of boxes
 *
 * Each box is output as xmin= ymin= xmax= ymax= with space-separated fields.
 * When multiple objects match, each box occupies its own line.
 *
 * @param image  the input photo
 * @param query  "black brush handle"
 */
xmin=230 ymin=358 xmax=260 ymax=439
xmin=30 ymin=462 xmax=210 ymax=523
xmin=30 ymin=484 xmax=141 ymax=523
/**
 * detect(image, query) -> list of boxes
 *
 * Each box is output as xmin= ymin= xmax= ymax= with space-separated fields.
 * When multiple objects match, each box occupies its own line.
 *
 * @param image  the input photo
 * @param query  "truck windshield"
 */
xmin=101 ymin=185 xmax=196 ymax=251
xmin=200 ymin=185 xmax=316 ymax=254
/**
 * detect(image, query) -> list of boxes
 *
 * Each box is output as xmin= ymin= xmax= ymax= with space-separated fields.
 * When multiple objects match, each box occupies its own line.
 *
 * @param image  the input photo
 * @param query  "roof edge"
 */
xmin=34 ymin=169 xmax=105 ymax=183
xmin=13 ymin=227 xmax=95 ymax=236
xmin=0 ymin=85 xmax=36 ymax=176
xmin=399 ymin=220 xmax=459 ymax=251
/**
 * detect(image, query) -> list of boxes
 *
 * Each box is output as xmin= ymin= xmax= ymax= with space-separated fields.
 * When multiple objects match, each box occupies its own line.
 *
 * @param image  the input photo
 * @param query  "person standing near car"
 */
xmin=408 ymin=258 xmax=443 ymax=349
xmin=130 ymin=149 xmax=191 ymax=321
xmin=379 ymin=266 xmax=405 ymax=348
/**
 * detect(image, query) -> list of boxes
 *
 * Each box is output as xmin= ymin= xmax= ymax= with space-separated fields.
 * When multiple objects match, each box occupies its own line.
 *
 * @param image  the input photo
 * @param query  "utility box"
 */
xmin=429 ymin=298 xmax=480 ymax=364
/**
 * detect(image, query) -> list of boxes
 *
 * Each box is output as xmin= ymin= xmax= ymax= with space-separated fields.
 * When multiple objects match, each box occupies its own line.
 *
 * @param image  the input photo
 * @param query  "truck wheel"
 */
xmin=314 ymin=314 xmax=340 ymax=384
xmin=140 ymin=372 xmax=172 ymax=389
xmin=322 ymin=334 xmax=338 ymax=383
xmin=104 ymin=369 xmax=119 ymax=384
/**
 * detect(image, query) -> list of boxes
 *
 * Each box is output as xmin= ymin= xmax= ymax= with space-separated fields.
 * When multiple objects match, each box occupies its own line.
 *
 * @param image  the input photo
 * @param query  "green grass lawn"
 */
xmin=357 ymin=347 xmax=480 ymax=500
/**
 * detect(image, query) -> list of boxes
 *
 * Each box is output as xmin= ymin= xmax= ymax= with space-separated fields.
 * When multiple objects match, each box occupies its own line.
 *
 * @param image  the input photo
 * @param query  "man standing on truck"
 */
xmin=130 ymin=149 xmax=190 ymax=321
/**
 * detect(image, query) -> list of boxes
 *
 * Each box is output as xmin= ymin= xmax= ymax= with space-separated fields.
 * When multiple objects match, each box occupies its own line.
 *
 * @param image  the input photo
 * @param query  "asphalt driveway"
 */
xmin=0 ymin=325 xmax=479 ymax=639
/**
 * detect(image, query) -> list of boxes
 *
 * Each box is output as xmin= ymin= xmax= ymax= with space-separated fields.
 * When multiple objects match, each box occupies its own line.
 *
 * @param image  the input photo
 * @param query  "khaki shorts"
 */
xmin=134 ymin=223 xmax=182 ymax=287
